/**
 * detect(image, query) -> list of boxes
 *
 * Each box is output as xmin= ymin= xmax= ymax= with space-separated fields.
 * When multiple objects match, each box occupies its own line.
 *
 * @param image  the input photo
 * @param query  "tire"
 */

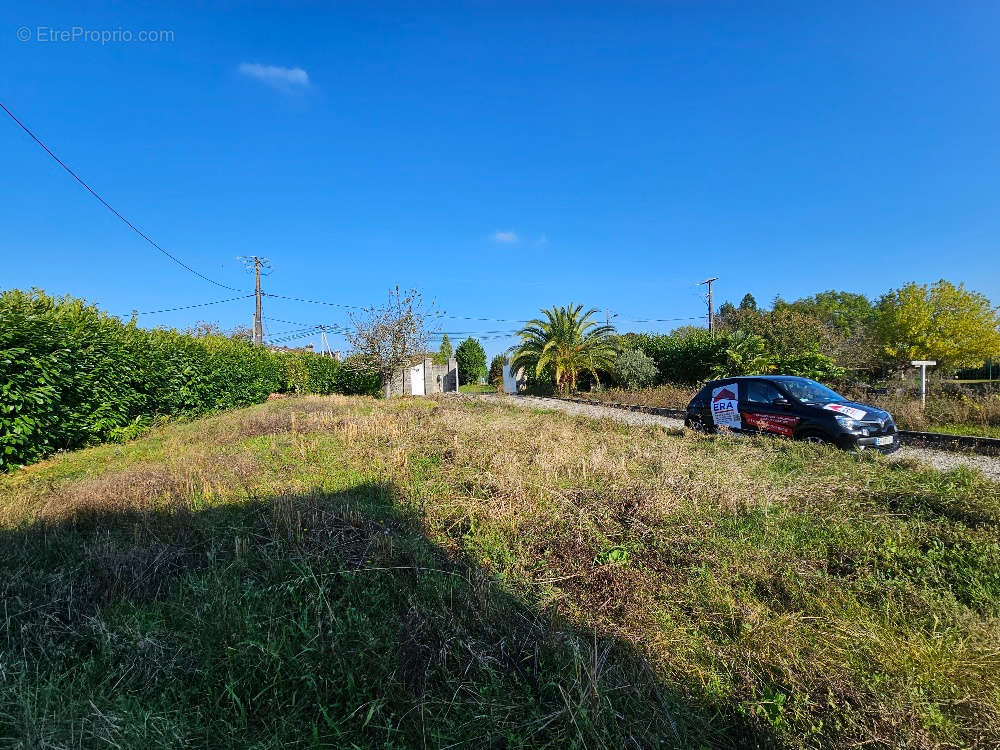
xmin=686 ymin=417 xmax=706 ymax=432
xmin=798 ymin=430 xmax=833 ymax=446
xmin=689 ymin=417 xmax=718 ymax=434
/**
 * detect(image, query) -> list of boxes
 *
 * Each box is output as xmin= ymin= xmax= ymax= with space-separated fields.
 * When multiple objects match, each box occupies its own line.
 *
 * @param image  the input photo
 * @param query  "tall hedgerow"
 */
xmin=0 ymin=289 xmax=372 ymax=470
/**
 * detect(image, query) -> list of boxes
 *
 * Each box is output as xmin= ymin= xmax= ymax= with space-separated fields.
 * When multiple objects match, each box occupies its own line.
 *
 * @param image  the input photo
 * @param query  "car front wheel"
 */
xmin=799 ymin=430 xmax=833 ymax=446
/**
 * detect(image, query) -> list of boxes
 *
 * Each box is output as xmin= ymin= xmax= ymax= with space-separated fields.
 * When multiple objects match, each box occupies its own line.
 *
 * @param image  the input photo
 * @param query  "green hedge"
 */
xmin=623 ymin=331 xmax=846 ymax=384
xmin=622 ymin=331 xmax=729 ymax=384
xmin=0 ymin=289 xmax=377 ymax=470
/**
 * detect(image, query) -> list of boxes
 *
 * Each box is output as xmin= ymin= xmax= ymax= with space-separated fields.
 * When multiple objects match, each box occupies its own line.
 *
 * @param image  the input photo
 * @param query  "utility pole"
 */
xmin=319 ymin=327 xmax=333 ymax=357
xmin=254 ymin=261 xmax=262 ymax=345
xmin=699 ymin=277 xmax=719 ymax=333
xmin=238 ymin=256 xmax=271 ymax=345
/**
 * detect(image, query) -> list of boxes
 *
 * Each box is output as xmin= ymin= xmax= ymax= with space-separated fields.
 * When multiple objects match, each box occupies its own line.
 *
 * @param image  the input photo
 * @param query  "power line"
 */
xmin=135 ymin=294 xmax=255 ymax=316
xmin=263 ymin=291 xmax=703 ymax=326
xmin=0 ymin=100 xmax=245 ymax=293
xmin=263 ymin=293 xmax=365 ymax=311
xmin=615 ymin=315 xmax=704 ymax=323
xmin=264 ymin=292 xmax=528 ymax=322
xmin=432 ymin=313 xmax=530 ymax=323
xmin=264 ymin=315 xmax=345 ymax=329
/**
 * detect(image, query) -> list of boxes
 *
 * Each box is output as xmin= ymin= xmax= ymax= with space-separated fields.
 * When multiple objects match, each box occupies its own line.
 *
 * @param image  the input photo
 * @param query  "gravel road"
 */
xmin=483 ymin=394 xmax=1000 ymax=483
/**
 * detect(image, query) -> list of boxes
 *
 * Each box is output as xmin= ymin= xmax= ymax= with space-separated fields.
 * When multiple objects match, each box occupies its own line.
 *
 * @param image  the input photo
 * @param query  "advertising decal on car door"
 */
xmin=822 ymin=403 xmax=867 ymax=420
xmin=711 ymin=384 xmax=741 ymax=430
xmin=744 ymin=413 xmax=800 ymax=437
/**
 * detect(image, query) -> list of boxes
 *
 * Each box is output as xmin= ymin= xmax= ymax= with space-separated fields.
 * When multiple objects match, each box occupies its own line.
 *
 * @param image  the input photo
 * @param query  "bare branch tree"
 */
xmin=345 ymin=287 xmax=437 ymax=397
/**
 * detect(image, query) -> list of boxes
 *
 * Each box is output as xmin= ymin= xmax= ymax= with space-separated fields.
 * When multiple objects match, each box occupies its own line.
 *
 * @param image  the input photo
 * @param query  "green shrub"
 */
xmin=0 ymin=289 xmax=372 ymax=470
xmin=488 ymin=355 xmax=506 ymax=391
xmin=614 ymin=348 xmax=658 ymax=389
xmin=772 ymin=350 xmax=846 ymax=380
xmin=334 ymin=355 xmax=383 ymax=398
xmin=623 ymin=331 xmax=730 ymax=384
xmin=456 ymin=337 xmax=487 ymax=385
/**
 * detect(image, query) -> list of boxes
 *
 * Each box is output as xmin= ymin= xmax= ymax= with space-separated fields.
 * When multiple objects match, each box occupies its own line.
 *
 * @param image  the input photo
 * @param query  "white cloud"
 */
xmin=238 ymin=63 xmax=310 ymax=90
xmin=492 ymin=230 xmax=519 ymax=243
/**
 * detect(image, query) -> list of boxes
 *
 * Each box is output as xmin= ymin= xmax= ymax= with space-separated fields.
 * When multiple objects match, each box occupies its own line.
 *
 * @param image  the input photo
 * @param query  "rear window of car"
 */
xmin=690 ymin=384 xmax=713 ymax=408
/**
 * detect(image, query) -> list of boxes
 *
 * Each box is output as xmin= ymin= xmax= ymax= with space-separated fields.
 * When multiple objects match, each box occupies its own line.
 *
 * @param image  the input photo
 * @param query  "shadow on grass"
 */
xmin=0 ymin=482 xmax=773 ymax=749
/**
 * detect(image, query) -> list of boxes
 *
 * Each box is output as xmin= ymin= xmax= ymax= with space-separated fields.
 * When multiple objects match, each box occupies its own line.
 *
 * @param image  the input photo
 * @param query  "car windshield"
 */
xmin=774 ymin=378 xmax=846 ymax=405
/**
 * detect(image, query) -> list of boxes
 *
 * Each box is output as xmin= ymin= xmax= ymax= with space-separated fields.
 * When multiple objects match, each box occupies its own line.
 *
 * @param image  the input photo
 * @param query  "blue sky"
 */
xmin=3 ymin=1 xmax=999 ymax=358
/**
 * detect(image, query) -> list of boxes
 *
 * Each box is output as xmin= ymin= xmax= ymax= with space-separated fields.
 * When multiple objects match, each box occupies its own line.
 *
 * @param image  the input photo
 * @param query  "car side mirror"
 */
xmin=772 ymin=397 xmax=791 ymax=408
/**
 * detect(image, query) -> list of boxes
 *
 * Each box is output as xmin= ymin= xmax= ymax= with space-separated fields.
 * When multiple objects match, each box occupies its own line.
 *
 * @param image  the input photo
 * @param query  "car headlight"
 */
xmin=835 ymin=415 xmax=861 ymax=431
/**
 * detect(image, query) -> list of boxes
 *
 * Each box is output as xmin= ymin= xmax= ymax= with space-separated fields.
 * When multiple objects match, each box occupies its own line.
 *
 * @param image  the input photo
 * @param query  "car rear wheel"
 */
xmin=686 ymin=417 xmax=707 ymax=432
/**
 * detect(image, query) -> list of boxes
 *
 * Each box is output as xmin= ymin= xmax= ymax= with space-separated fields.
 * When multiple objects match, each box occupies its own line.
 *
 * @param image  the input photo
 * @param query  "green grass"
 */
xmin=458 ymin=383 xmax=495 ymax=394
xmin=1 ymin=394 xmax=998 ymax=748
xmin=921 ymin=422 xmax=1000 ymax=439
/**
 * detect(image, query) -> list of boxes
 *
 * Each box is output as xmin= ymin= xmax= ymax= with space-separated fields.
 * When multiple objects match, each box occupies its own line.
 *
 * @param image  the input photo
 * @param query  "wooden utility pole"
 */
xmin=239 ymin=256 xmax=271 ymax=345
xmin=253 ymin=260 xmax=263 ymax=345
xmin=699 ymin=277 xmax=719 ymax=333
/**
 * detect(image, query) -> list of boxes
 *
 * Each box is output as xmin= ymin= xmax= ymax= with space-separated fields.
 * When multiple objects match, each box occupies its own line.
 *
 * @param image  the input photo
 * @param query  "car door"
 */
xmin=740 ymin=380 xmax=801 ymax=437
xmin=708 ymin=380 xmax=744 ymax=432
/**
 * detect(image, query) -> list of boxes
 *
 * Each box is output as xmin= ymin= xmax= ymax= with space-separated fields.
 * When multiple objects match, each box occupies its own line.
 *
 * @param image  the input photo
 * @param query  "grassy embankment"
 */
xmin=1 ymin=395 xmax=998 ymax=748
xmin=586 ymin=384 xmax=1000 ymax=438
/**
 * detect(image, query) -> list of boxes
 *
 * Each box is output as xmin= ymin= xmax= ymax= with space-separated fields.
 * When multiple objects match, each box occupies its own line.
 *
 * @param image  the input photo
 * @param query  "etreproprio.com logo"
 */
xmin=17 ymin=25 xmax=175 ymax=44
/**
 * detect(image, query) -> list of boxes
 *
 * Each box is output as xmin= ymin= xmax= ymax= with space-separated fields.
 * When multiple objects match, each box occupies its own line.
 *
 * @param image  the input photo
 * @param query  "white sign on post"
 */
xmin=910 ymin=360 xmax=937 ymax=409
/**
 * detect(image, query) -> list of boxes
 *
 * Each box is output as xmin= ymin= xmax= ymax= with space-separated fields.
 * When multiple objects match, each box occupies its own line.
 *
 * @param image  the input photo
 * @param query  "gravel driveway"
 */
xmin=483 ymin=394 xmax=1000 ymax=483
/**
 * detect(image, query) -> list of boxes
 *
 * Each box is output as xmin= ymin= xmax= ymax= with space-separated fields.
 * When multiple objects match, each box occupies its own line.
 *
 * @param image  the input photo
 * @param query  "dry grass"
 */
xmin=588 ymin=382 xmax=1000 ymax=437
xmin=855 ymin=386 xmax=1000 ymax=434
xmin=1 ymin=394 xmax=998 ymax=748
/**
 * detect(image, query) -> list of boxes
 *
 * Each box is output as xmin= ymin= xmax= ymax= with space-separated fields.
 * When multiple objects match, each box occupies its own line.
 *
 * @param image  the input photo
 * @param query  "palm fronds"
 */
xmin=509 ymin=304 xmax=616 ymax=393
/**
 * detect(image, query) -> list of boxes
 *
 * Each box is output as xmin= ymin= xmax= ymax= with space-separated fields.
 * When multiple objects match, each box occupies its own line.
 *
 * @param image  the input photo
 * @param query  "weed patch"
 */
xmin=1 ymin=394 xmax=997 ymax=748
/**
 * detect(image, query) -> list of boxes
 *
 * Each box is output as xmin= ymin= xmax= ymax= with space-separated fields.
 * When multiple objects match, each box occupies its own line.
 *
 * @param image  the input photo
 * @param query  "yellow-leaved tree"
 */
xmin=876 ymin=280 xmax=1000 ymax=371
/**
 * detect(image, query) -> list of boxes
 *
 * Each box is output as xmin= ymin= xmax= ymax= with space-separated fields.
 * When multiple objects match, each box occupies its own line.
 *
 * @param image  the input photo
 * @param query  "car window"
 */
xmin=690 ymin=384 xmax=713 ymax=407
xmin=745 ymin=380 xmax=785 ymax=405
xmin=775 ymin=378 xmax=845 ymax=404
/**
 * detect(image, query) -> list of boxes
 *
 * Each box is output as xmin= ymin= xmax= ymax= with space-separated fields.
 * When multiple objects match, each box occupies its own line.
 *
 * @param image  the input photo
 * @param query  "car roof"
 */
xmin=709 ymin=375 xmax=807 ymax=383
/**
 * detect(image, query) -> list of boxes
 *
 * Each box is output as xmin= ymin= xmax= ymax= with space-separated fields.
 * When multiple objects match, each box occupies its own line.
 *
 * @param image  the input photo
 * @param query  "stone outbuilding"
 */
xmin=388 ymin=357 xmax=459 ymax=397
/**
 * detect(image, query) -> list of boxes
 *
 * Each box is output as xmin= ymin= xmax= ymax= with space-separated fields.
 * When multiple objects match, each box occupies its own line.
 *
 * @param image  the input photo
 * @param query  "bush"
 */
xmin=334 ymin=355 xmax=383 ymax=398
xmin=614 ymin=348 xmax=658 ymax=389
xmin=488 ymin=355 xmax=506 ymax=391
xmin=456 ymin=337 xmax=487 ymax=386
xmin=771 ymin=350 xmax=846 ymax=380
xmin=0 ymin=289 xmax=372 ymax=470
xmin=623 ymin=331 xmax=729 ymax=384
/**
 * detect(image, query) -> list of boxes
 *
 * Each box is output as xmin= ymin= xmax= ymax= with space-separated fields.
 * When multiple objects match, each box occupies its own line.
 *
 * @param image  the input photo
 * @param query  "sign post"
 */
xmin=910 ymin=360 xmax=937 ymax=409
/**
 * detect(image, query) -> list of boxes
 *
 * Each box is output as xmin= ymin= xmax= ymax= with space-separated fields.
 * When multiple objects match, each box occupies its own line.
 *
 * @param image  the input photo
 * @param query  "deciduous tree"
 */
xmin=876 ymin=280 xmax=1000 ymax=371
xmin=345 ymin=287 xmax=435 ymax=398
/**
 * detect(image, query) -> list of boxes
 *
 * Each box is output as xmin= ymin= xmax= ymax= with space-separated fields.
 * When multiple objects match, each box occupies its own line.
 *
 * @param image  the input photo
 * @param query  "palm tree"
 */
xmin=711 ymin=330 xmax=772 ymax=377
xmin=509 ymin=304 xmax=616 ymax=393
